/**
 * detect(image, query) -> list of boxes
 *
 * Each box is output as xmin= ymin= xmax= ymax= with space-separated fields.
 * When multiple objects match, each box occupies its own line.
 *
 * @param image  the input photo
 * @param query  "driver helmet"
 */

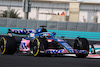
xmin=43 ymin=33 xmax=50 ymax=37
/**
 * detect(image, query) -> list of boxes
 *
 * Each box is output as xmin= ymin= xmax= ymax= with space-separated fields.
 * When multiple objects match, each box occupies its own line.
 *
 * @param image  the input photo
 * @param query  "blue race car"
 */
xmin=0 ymin=26 xmax=89 ymax=58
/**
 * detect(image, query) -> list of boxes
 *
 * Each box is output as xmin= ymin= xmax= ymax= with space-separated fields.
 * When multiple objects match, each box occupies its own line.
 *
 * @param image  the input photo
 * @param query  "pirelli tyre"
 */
xmin=74 ymin=38 xmax=89 ymax=58
xmin=0 ymin=36 xmax=17 ymax=55
xmin=31 ymin=37 xmax=48 ymax=57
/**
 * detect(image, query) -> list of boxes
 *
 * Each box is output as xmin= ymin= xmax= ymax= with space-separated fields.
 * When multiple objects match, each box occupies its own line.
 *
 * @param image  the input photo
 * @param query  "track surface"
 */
xmin=0 ymin=35 xmax=100 ymax=67
xmin=0 ymin=53 xmax=100 ymax=67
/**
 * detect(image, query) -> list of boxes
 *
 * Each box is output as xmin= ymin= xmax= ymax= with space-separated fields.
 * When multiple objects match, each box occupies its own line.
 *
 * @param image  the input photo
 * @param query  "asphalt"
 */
xmin=0 ymin=53 xmax=100 ymax=67
xmin=0 ymin=35 xmax=100 ymax=67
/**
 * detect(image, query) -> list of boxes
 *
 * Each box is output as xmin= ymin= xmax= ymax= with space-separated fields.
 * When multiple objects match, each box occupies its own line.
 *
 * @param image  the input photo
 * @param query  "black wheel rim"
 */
xmin=33 ymin=39 xmax=38 ymax=54
xmin=0 ymin=39 xmax=4 ymax=52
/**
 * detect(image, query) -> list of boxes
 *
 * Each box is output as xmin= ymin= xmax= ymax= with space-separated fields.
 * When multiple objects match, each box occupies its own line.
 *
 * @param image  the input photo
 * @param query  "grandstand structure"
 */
xmin=0 ymin=0 xmax=100 ymax=23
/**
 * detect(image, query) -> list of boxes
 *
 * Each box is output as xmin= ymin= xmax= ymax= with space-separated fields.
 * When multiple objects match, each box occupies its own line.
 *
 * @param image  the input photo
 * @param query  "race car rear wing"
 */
xmin=8 ymin=28 xmax=42 ymax=34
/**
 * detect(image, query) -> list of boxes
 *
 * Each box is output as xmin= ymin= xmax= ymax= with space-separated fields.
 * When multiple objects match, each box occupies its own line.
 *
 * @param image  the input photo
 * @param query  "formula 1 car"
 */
xmin=90 ymin=44 xmax=100 ymax=55
xmin=86 ymin=44 xmax=100 ymax=58
xmin=0 ymin=26 xmax=89 ymax=58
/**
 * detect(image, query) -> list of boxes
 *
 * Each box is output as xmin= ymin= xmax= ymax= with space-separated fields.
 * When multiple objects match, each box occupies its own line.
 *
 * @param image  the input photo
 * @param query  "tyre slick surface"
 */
xmin=74 ymin=38 xmax=89 ymax=58
xmin=0 ymin=36 xmax=17 ymax=54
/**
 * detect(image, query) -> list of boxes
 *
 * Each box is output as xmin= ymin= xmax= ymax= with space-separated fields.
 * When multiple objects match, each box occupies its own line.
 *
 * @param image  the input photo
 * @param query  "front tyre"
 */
xmin=31 ymin=37 xmax=48 ymax=57
xmin=74 ymin=38 xmax=89 ymax=58
xmin=31 ymin=38 xmax=40 ymax=56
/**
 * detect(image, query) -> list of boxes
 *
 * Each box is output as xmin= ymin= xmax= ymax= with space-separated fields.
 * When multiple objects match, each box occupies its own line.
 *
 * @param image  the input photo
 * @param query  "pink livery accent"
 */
xmin=89 ymin=45 xmax=100 ymax=48
xmin=87 ymin=55 xmax=100 ymax=58
xmin=19 ymin=39 xmax=30 ymax=51
xmin=62 ymin=49 xmax=69 ymax=53
xmin=94 ymin=45 xmax=100 ymax=48
xmin=10 ymin=29 xmax=13 ymax=32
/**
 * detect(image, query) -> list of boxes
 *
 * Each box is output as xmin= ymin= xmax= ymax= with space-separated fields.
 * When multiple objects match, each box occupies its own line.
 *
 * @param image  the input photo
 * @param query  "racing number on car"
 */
xmin=21 ymin=42 xmax=27 ymax=49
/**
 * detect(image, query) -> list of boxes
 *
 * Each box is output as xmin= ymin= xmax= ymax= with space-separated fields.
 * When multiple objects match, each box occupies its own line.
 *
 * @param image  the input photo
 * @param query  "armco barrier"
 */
xmin=0 ymin=27 xmax=100 ymax=41
xmin=0 ymin=18 xmax=100 ymax=32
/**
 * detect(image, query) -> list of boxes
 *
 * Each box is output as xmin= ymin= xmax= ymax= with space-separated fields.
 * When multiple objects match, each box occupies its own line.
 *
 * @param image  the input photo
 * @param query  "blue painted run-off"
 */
xmin=0 ymin=27 xmax=100 ymax=41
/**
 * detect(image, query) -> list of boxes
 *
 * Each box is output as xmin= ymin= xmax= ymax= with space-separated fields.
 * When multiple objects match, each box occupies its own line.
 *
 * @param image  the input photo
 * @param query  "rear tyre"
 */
xmin=74 ymin=38 xmax=89 ymax=58
xmin=0 ymin=36 xmax=17 ymax=55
